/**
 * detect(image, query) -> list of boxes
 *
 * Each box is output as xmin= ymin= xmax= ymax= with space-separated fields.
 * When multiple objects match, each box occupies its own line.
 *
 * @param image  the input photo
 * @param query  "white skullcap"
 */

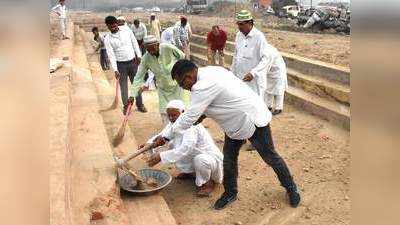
xmin=150 ymin=13 xmax=156 ymax=16
xmin=143 ymin=35 xmax=159 ymax=45
xmin=166 ymin=100 xmax=185 ymax=112
xmin=117 ymin=16 xmax=126 ymax=21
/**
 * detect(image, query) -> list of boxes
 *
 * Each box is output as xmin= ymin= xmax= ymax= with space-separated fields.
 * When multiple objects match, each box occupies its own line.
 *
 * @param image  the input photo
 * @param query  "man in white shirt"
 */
xmin=131 ymin=19 xmax=148 ymax=53
xmin=156 ymin=60 xmax=300 ymax=210
xmin=51 ymin=0 xmax=69 ymax=40
xmin=103 ymin=16 xmax=147 ymax=114
xmin=143 ymin=100 xmax=223 ymax=197
xmin=117 ymin=16 xmax=131 ymax=31
xmin=173 ymin=16 xmax=192 ymax=59
xmin=264 ymin=44 xmax=288 ymax=115
xmin=230 ymin=10 xmax=268 ymax=99
xmin=161 ymin=26 xmax=175 ymax=45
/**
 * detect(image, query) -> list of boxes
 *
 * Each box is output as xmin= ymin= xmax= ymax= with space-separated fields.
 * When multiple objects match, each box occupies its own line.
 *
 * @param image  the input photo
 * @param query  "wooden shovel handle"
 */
xmin=122 ymin=143 xmax=153 ymax=164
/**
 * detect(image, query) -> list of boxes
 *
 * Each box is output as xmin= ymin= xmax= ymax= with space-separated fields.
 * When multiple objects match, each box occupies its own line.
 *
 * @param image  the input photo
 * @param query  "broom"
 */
xmin=108 ymin=79 xmax=120 ymax=110
xmin=112 ymin=102 xmax=132 ymax=147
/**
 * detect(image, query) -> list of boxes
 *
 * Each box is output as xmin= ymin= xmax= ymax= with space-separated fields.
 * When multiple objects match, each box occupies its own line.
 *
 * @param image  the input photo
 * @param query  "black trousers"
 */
xmin=116 ymin=60 xmax=143 ymax=108
xmin=223 ymin=124 xmax=297 ymax=195
xmin=99 ymin=49 xmax=109 ymax=71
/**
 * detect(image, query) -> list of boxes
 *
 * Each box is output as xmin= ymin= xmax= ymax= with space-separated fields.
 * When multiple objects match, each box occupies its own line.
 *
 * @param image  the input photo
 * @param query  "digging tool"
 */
xmin=115 ymin=144 xmax=155 ymax=189
xmin=112 ymin=102 xmax=132 ymax=147
xmin=117 ymin=143 xmax=154 ymax=166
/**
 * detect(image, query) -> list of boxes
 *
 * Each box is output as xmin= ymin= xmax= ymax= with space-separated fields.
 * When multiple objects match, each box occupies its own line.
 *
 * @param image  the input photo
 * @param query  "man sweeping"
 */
xmin=230 ymin=10 xmax=268 ymax=99
xmin=143 ymin=100 xmax=223 ymax=197
xmin=158 ymin=60 xmax=300 ymax=210
xmin=104 ymin=16 xmax=147 ymax=114
xmin=51 ymin=0 xmax=69 ymax=40
xmin=128 ymin=35 xmax=186 ymax=125
xmin=91 ymin=27 xmax=109 ymax=71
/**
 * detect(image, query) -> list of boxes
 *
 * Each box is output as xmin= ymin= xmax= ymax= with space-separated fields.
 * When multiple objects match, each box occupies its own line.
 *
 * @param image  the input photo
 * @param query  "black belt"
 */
xmin=117 ymin=59 xmax=134 ymax=64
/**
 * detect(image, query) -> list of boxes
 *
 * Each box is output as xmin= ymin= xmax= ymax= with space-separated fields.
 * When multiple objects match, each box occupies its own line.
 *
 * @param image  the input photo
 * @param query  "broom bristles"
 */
xmin=112 ymin=123 xmax=126 ymax=147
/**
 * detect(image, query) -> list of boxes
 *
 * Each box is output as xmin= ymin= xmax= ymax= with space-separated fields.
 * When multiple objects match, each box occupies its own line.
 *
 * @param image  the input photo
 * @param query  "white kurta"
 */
xmin=163 ymin=66 xmax=271 ymax=141
xmin=148 ymin=123 xmax=223 ymax=186
xmin=230 ymin=27 xmax=269 ymax=97
xmin=264 ymin=43 xmax=288 ymax=96
xmin=161 ymin=27 xmax=175 ymax=45
xmin=51 ymin=4 xmax=67 ymax=36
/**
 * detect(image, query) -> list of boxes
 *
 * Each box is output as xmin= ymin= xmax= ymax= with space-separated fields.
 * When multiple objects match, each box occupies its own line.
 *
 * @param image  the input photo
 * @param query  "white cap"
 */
xmin=150 ymin=13 xmax=155 ymax=16
xmin=166 ymin=100 xmax=185 ymax=112
xmin=117 ymin=16 xmax=126 ymax=21
xmin=143 ymin=35 xmax=159 ymax=45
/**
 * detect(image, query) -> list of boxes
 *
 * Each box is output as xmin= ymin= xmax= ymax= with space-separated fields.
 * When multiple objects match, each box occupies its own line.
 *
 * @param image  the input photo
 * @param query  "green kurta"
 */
xmin=130 ymin=43 xmax=186 ymax=113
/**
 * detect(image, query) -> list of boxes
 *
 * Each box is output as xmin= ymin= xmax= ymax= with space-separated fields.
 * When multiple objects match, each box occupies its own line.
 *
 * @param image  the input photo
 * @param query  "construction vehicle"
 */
xmin=177 ymin=0 xmax=208 ymax=14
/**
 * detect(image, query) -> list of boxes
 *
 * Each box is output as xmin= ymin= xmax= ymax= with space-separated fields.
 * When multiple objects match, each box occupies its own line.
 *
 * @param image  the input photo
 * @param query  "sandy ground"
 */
xmin=124 ymin=90 xmax=350 ymax=225
xmin=70 ymin=11 xmax=350 ymax=67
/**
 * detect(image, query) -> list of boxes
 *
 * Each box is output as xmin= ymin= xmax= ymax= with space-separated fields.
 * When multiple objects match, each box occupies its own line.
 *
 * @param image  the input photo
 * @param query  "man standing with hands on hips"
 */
xmin=104 ymin=16 xmax=147 ymax=114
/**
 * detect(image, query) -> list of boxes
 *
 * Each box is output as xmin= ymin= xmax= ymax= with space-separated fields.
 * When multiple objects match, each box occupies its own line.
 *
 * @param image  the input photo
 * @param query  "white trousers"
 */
xmin=176 ymin=154 xmax=223 ymax=187
xmin=265 ymin=93 xmax=285 ymax=110
xmin=59 ymin=18 xmax=67 ymax=36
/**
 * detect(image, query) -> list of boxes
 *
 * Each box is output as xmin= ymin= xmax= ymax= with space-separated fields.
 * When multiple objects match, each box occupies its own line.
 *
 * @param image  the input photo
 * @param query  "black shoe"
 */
xmin=137 ymin=105 xmax=147 ymax=113
xmin=268 ymin=107 xmax=273 ymax=112
xmin=213 ymin=192 xmax=237 ymax=210
xmin=287 ymin=189 xmax=301 ymax=207
xmin=272 ymin=109 xmax=282 ymax=115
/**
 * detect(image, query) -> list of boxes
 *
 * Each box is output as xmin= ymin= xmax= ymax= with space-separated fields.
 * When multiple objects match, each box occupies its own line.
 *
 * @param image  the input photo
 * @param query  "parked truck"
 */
xmin=183 ymin=0 xmax=208 ymax=14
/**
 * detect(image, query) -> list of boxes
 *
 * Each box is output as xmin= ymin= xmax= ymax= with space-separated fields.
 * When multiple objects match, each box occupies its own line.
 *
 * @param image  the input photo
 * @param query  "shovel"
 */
xmin=112 ymin=102 xmax=132 ymax=147
xmin=115 ymin=144 xmax=154 ymax=188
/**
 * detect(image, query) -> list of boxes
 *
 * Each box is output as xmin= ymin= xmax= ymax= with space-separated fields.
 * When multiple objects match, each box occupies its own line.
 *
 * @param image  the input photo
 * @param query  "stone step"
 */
xmin=191 ymin=43 xmax=350 ymax=105
xmin=191 ymin=44 xmax=350 ymax=105
xmin=50 ymin=21 xmax=74 ymax=225
xmin=190 ymin=51 xmax=350 ymax=130
xmin=285 ymin=86 xmax=350 ymax=130
xmin=79 ymin=29 xmax=177 ymax=225
xmin=68 ymin=25 xmax=127 ymax=225
xmin=287 ymin=68 xmax=350 ymax=106
xmin=190 ymin=34 xmax=350 ymax=85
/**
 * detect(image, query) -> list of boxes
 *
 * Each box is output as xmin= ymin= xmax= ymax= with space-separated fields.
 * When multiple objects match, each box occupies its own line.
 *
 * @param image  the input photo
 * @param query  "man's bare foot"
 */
xmin=196 ymin=180 xmax=215 ymax=197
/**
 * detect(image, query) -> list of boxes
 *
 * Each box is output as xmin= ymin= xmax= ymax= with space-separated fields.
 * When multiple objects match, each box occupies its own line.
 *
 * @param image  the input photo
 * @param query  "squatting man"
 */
xmin=127 ymin=100 xmax=224 ymax=197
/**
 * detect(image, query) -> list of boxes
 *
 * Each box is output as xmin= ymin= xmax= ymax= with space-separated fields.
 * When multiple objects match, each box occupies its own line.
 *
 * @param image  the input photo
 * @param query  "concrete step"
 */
xmin=68 ymin=25 xmax=128 ymax=225
xmin=80 ymin=29 xmax=177 ymax=225
xmin=285 ymin=86 xmax=350 ymax=130
xmin=50 ymin=22 xmax=74 ymax=225
xmin=190 ymin=51 xmax=350 ymax=130
xmin=190 ymin=34 xmax=350 ymax=85
xmin=287 ymin=68 xmax=350 ymax=106
xmin=191 ymin=43 xmax=350 ymax=105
